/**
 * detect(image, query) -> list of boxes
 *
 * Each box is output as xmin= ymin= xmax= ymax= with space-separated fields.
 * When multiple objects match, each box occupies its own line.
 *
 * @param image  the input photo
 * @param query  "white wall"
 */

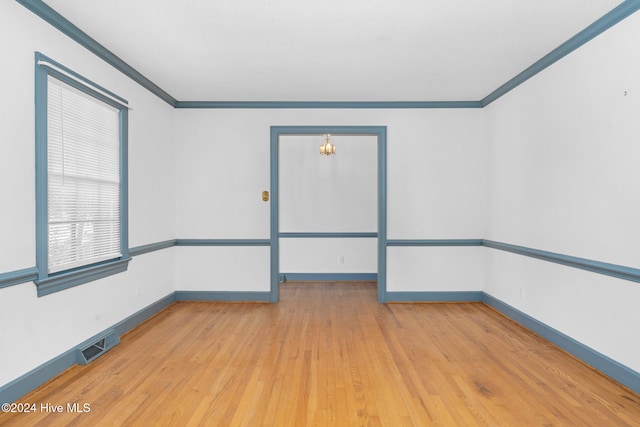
xmin=174 ymin=108 xmax=487 ymax=292
xmin=280 ymin=238 xmax=378 ymax=273
xmin=279 ymin=135 xmax=378 ymax=233
xmin=0 ymin=2 xmax=176 ymax=386
xmin=175 ymin=246 xmax=269 ymax=292
xmin=484 ymin=11 xmax=640 ymax=371
xmin=386 ymin=109 xmax=488 ymax=292
xmin=387 ymin=246 xmax=485 ymax=292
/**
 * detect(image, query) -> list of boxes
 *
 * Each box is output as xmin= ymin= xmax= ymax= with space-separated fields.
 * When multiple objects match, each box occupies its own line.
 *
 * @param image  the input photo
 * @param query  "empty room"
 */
xmin=1 ymin=0 xmax=640 ymax=425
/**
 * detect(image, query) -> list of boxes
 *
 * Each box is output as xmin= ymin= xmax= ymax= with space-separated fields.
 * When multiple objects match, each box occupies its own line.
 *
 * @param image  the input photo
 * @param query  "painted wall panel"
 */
xmin=174 ymin=246 xmax=270 ymax=291
xmin=0 ymin=249 xmax=175 ymax=387
xmin=0 ymin=2 xmax=41 ymax=273
xmin=280 ymin=238 xmax=377 ymax=273
xmin=485 ymin=12 xmax=640 ymax=373
xmin=0 ymin=1 xmax=175 ymax=387
xmin=387 ymin=111 xmax=487 ymax=239
xmin=387 ymin=246 xmax=484 ymax=292
xmin=128 ymin=100 xmax=176 ymax=247
xmin=174 ymin=110 xmax=271 ymax=239
xmin=279 ymin=135 xmax=377 ymax=233
xmin=485 ymin=249 xmax=640 ymax=372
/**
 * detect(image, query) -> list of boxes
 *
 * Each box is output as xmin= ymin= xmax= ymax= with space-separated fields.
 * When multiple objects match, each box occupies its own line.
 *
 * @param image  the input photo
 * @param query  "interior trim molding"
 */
xmin=175 ymin=291 xmax=271 ymax=302
xmin=175 ymin=239 xmax=270 ymax=246
xmin=282 ymin=273 xmax=377 ymax=282
xmin=483 ymin=239 xmax=640 ymax=283
xmin=482 ymin=293 xmax=640 ymax=395
xmin=129 ymin=239 xmax=177 ymax=257
xmin=0 ymin=292 xmax=175 ymax=405
xmin=280 ymin=232 xmax=377 ymax=238
xmin=4 ymin=290 xmax=638 ymax=404
xmin=0 ymin=346 xmax=77 ymax=407
xmin=18 ymin=0 xmax=640 ymax=108
xmin=386 ymin=291 xmax=482 ymax=302
xmin=387 ymin=239 xmax=482 ymax=246
xmin=481 ymin=0 xmax=640 ymax=106
xmin=4 ymin=238 xmax=640 ymax=291
xmin=271 ymin=126 xmax=388 ymax=304
xmin=16 ymin=0 xmax=177 ymax=107
xmin=131 ymin=238 xmax=271 ymax=255
xmin=0 ymin=267 xmax=38 ymax=289
xmin=35 ymin=258 xmax=131 ymax=297
xmin=6 ymin=237 xmax=640 ymax=290
xmin=175 ymin=101 xmax=482 ymax=109
xmin=113 ymin=292 xmax=176 ymax=335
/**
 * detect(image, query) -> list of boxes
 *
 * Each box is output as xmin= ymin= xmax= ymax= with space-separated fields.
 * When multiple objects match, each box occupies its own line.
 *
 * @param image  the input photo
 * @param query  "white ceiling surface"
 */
xmin=44 ymin=0 xmax=623 ymax=102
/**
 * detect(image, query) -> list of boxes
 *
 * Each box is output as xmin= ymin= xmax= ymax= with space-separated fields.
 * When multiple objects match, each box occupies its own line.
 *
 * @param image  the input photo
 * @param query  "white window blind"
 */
xmin=47 ymin=75 xmax=122 ymax=274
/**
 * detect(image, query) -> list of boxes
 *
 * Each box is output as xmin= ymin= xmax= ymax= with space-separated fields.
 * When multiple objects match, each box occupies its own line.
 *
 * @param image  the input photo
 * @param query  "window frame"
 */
xmin=34 ymin=52 xmax=130 ymax=296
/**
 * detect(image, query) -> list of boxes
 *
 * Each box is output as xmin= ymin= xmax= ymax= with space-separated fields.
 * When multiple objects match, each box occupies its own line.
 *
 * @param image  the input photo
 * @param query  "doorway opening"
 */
xmin=270 ymin=126 xmax=387 ymax=303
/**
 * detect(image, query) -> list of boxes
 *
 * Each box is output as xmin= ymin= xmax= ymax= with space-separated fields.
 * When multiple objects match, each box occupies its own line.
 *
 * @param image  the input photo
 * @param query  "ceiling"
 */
xmin=43 ymin=0 xmax=623 ymax=102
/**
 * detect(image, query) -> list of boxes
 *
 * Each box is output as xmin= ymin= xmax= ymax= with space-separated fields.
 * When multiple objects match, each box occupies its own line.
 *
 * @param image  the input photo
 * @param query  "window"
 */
xmin=35 ymin=53 xmax=129 ymax=296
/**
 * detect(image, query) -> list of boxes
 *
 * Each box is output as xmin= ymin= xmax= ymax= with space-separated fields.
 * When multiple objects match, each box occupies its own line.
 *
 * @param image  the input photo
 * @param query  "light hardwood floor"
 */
xmin=2 ymin=282 xmax=640 ymax=426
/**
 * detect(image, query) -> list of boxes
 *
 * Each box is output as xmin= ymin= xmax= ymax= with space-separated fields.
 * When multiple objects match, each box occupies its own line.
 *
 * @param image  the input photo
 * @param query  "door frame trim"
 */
xmin=270 ymin=126 xmax=387 ymax=302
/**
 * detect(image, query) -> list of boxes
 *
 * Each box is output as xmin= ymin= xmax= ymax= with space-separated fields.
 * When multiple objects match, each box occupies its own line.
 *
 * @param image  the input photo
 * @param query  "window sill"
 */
xmin=34 ymin=258 xmax=131 ymax=297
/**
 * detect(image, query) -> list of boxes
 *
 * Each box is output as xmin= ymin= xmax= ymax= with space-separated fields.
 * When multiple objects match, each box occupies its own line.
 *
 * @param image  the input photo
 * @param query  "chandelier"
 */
xmin=319 ymin=134 xmax=336 ymax=155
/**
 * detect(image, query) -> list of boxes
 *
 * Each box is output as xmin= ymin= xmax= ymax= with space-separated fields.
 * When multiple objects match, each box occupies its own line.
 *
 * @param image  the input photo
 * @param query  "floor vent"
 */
xmin=77 ymin=330 xmax=120 ymax=365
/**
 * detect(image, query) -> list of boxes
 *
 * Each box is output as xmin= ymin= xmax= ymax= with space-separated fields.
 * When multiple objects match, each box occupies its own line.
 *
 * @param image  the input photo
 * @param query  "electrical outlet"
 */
xmin=519 ymin=287 xmax=524 ymax=299
xmin=136 ymin=283 xmax=141 ymax=296
xmin=339 ymin=256 xmax=345 ymax=264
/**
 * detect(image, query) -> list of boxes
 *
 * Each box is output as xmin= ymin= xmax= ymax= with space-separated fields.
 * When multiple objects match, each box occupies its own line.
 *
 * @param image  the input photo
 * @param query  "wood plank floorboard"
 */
xmin=2 ymin=281 xmax=639 ymax=426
